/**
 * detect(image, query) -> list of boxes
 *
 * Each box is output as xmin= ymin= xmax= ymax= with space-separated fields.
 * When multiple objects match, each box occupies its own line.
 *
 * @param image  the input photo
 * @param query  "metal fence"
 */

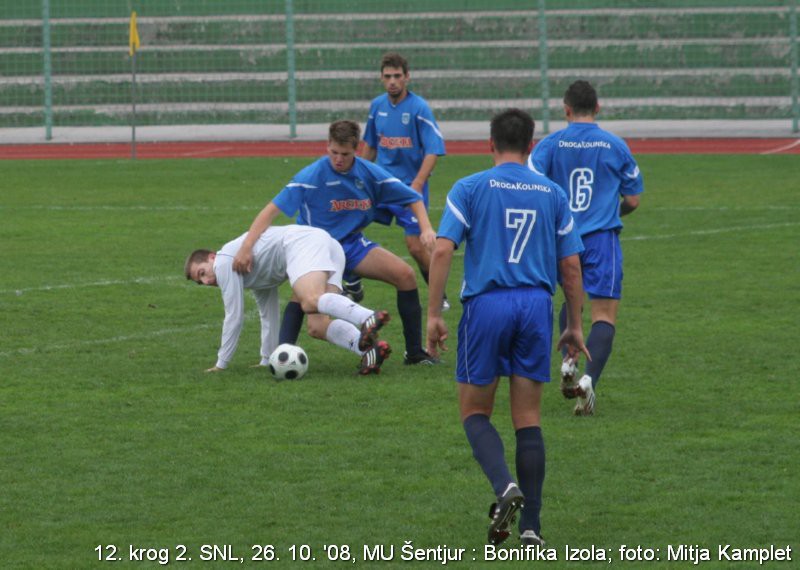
xmin=1 ymin=0 xmax=798 ymax=139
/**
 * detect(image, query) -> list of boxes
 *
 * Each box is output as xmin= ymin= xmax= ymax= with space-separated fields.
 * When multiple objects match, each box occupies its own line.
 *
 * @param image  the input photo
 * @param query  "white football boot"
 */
xmin=573 ymin=374 xmax=595 ymax=416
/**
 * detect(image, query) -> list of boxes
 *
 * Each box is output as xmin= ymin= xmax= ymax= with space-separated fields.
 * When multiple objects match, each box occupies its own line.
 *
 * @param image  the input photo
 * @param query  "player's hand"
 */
xmin=205 ymin=366 xmax=225 ymax=372
xmin=410 ymin=179 xmax=425 ymax=194
xmin=233 ymin=247 xmax=254 ymax=274
xmin=426 ymin=316 xmax=449 ymax=358
xmin=420 ymin=228 xmax=436 ymax=251
xmin=556 ymin=327 xmax=591 ymax=362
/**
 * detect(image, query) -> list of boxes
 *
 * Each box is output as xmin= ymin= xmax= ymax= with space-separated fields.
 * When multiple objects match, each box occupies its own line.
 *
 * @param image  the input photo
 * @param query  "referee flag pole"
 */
xmin=129 ymin=11 xmax=141 ymax=159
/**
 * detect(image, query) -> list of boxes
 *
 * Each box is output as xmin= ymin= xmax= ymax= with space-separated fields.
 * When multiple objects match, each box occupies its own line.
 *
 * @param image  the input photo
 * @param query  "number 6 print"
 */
xmin=569 ymin=167 xmax=594 ymax=212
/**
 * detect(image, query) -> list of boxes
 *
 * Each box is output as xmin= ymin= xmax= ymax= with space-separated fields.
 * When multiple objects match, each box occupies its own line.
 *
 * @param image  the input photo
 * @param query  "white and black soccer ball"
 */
xmin=268 ymin=343 xmax=308 ymax=380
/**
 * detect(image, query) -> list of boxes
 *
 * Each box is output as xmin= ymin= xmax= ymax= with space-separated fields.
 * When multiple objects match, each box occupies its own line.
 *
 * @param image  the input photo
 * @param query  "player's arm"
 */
xmin=620 ymin=194 xmax=640 ymax=216
xmin=361 ymin=142 xmax=377 ymax=162
xmin=557 ymin=254 xmax=590 ymax=362
xmin=408 ymin=200 xmax=436 ymax=250
xmin=426 ymin=238 xmax=455 ymax=357
xmin=233 ymin=202 xmax=282 ymax=274
xmin=209 ymin=268 xmax=246 ymax=371
xmin=410 ymin=154 xmax=438 ymax=193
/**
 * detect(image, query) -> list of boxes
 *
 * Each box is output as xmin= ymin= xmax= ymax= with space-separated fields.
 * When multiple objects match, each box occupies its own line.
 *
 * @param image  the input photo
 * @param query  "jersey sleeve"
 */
xmin=554 ymin=183 xmax=584 ymax=260
xmin=214 ymin=258 xmax=246 ymax=369
xmin=436 ymin=179 xmax=471 ymax=248
xmin=616 ymin=143 xmax=644 ymax=196
xmin=252 ymin=287 xmax=280 ymax=365
xmin=363 ymin=100 xmax=378 ymax=148
xmin=529 ymin=136 xmax=554 ymax=177
xmin=416 ymin=102 xmax=446 ymax=156
xmin=272 ymin=164 xmax=319 ymax=217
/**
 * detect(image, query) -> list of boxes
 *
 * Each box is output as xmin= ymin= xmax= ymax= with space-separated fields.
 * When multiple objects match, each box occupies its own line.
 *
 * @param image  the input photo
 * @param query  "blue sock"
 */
xmin=397 ymin=289 xmax=423 ymax=355
xmin=516 ymin=426 xmax=545 ymax=535
xmin=463 ymin=414 xmax=514 ymax=498
xmin=278 ymin=301 xmax=304 ymax=345
xmin=585 ymin=320 xmax=616 ymax=388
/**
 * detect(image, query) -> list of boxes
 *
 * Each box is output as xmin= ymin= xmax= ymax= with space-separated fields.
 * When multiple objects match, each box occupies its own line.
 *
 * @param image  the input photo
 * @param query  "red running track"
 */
xmin=1 ymin=138 xmax=799 ymax=160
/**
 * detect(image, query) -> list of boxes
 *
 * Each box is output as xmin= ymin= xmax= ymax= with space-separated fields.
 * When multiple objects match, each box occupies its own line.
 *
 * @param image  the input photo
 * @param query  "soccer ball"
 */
xmin=268 ymin=344 xmax=308 ymax=380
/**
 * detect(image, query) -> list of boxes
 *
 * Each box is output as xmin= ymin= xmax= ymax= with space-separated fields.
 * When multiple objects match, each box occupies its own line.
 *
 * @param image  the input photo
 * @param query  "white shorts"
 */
xmin=283 ymin=226 xmax=345 ymax=289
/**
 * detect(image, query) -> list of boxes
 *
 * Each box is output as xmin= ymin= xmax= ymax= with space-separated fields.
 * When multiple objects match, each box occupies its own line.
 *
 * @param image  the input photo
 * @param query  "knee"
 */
xmin=299 ymin=295 xmax=321 ymax=314
xmin=394 ymin=263 xmax=418 ymax=290
xmin=306 ymin=320 xmax=327 ymax=340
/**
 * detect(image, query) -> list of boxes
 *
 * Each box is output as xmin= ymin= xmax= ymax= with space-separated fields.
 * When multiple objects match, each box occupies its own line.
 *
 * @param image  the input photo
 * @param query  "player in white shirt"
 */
xmin=185 ymin=225 xmax=391 ymax=375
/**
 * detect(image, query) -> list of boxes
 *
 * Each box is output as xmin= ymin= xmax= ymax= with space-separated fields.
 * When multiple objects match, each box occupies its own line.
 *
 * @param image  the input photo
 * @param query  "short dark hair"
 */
xmin=563 ymin=80 xmax=598 ymax=116
xmin=380 ymin=52 xmax=409 ymax=74
xmin=490 ymin=108 xmax=535 ymax=154
xmin=184 ymin=249 xmax=213 ymax=280
xmin=328 ymin=120 xmax=361 ymax=149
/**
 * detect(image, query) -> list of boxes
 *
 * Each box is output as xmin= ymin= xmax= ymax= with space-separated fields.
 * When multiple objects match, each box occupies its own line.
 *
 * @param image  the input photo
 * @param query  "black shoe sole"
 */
xmin=488 ymin=495 xmax=525 ymax=546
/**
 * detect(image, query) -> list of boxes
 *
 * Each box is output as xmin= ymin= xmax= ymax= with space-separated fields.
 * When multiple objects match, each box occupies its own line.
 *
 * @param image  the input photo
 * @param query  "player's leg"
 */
xmin=584 ymin=297 xmax=618 ymax=388
xmin=507 ymin=286 xmax=551 ymax=544
xmin=279 ymin=293 xmax=304 ymax=345
xmin=342 ymin=271 xmax=364 ymax=303
xmin=399 ymin=208 xmax=450 ymax=311
xmin=573 ymin=231 xmax=622 ymax=414
xmin=458 ymin=289 xmax=523 ymax=545
xmin=293 ymin=271 xmax=390 ymax=349
xmin=509 ymin=376 xmax=545 ymax=545
xmin=354 ymin=247 xmax=434 ymax=364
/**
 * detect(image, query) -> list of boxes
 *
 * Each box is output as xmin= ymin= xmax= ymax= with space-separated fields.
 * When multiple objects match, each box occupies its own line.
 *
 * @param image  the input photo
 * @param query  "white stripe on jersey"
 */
xmin=625 ymin=166 xmax=640 ymax=179
xmin=376 ymin=177 xmax=403 ymax=185
xmin=558 ymin=217 xmax=575 ymax=236
xmin=446 ymin=196 xmax=470 ymax=229
xmin=527 ymin=154 xmax=545 ymax=176
xmin=287 ymin=182 xmax=318 ymax=189
xmin=417 ymin=116 xmax=444 ymax=140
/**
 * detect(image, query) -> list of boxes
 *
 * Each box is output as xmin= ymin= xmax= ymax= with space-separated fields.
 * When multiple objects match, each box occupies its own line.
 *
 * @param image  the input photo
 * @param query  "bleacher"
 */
xmin=0 ymin=0 xmax=797 ymax=133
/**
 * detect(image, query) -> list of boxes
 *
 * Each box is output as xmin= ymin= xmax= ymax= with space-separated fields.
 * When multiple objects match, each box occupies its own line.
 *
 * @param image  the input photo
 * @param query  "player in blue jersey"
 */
xmin=529 ymin=80 xmax=644 ymax=416
xmin=426 ymin=109 xmax=589 ymax=546
xmin=347 ymin=53 xmax=448 ymax=307
xmin=233 ymin=120 xmax=439 ymax=366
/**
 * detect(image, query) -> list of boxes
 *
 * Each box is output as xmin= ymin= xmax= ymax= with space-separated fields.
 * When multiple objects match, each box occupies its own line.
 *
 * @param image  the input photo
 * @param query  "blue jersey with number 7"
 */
xmin=437 ymin=162 xmax=583 ymax=300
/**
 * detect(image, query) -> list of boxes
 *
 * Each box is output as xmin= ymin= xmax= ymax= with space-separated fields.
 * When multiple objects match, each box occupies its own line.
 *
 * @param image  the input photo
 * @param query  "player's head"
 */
xmin=563 ymin=80 xmax=599 ymax=118
xmin=490 ymin=108 xmax=535 ymax=155
xmin=185 ymin=249 xmax=217 ymax=286
xmin=327 ymin=120 xmax=360 ymax=173
xmin=380 ymin=52 xmax=410 ymax=100
xmin=380 ymin=52 xmax=409 ymax=75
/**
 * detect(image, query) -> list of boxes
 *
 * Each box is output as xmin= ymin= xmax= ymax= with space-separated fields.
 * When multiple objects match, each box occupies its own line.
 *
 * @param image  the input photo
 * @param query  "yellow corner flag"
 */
xmin=129 ymin=11 xmax=140 ymax=56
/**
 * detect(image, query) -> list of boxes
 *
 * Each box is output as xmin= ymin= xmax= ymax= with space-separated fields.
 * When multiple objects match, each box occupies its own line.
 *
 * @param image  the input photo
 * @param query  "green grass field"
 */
xmin=1 ymin=153 xmax=798 ymax=569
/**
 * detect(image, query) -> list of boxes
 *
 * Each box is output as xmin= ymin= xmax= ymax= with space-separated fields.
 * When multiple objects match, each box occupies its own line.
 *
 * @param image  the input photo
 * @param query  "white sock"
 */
xmin=325 ymin=319 xmax=363 ymax=355
xmin=318 ymin=292 xmax=373 ymax=326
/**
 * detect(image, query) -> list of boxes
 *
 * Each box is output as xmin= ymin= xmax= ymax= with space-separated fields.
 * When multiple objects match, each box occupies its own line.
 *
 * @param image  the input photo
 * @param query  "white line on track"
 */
xmin=760 ymin=139 xmax=800 ymax=155
xmin=0 ymin=323 xmax=214 ymax=359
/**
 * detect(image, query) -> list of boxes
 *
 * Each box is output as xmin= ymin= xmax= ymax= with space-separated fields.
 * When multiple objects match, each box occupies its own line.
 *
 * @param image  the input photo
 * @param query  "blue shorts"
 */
xmin=580 ymin=230 xmax=623 ymax=300
xmin=339 ymin=232 xmax=380 ymax=274
xmin=456 ymin=287 xmax=553 ymax=385
xmin=374 ymin=186 xmax=428 ymax=236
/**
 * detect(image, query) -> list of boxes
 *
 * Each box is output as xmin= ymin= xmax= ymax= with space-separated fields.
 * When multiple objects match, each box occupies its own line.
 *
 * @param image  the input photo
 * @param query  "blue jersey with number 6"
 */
xmin=528 ymin=122 xmax=643 ymax=236
xmin=437 ymin=162 xmax=583 ymax=300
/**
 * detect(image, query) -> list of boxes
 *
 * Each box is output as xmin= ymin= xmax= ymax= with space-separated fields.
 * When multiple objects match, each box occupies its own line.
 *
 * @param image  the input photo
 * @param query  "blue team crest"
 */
xmin=355 ymin=178 xmax=365 ymax=190
xmin=401 ymin=113 xmax=410 ymax=125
